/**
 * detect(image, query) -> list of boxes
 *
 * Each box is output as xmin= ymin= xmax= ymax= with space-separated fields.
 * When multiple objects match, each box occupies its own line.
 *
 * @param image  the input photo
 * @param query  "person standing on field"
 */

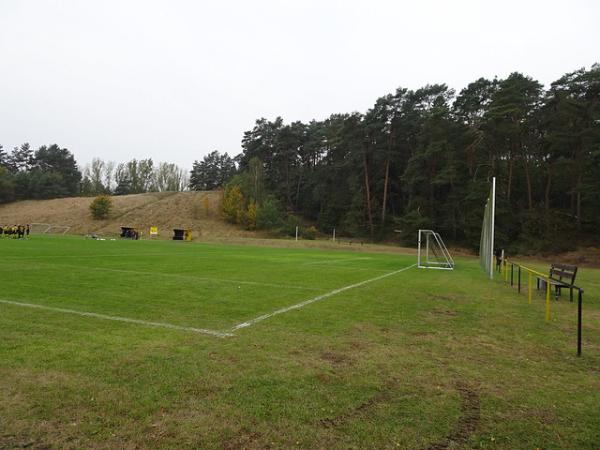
xmin=494 ymin=248 xmax=503 ymax=272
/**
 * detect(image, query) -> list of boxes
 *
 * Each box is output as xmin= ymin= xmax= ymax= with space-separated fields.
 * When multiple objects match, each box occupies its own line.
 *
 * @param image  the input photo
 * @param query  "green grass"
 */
xmin=0 ymin=235 xmax=599 ymax=449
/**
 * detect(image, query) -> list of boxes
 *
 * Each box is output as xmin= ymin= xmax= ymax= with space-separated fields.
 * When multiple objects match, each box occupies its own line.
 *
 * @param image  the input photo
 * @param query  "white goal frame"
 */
xmin=31 ymin=223 xmax=71 ymax=235
xmin=417 ymin=229 xmax=455 ymax=270
xmin=47 ymin=225 xmax=71 ymax=235
xmin=30 ymin=223 xmax=52 ymax=233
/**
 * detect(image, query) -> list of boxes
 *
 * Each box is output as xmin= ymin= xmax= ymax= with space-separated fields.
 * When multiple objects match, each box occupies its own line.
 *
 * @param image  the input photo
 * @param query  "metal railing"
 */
xmin=503 ymin=259 xmax=584 ymax=356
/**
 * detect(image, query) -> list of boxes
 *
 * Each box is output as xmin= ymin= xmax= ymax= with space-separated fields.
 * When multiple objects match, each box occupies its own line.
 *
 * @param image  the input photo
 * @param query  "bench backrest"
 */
xmin=549 ymin=263 xmax=578 ymax=286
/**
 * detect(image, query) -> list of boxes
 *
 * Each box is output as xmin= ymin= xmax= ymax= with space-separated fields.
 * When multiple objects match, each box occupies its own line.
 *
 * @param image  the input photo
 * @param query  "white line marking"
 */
xmin=0 ymin=253 xmax=209 ymax=260
xmin=0 ymin=299 xmax=232 ymax=338
xmin=229 ymin=263 xmax=416 ymax=331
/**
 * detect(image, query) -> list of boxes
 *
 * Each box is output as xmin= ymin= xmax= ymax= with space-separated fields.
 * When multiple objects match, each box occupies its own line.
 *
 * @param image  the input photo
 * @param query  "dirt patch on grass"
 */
xmin=221 ymin=429 xmax=265 ymax=450
xmin=319 ymin=391 xmax=391 ymax=429
xmin=0 ymin=434 xmax=51 ymax=450
xmin=425 ymin=381 xmax=480 ymax=450
xmin=430 ymin=309 xmax=458 ymax=317
xmin=320 ymin=351 xmax=353 ymax=366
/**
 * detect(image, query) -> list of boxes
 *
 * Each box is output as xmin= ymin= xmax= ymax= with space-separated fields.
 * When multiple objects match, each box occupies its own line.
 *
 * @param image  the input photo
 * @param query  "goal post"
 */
xmin=479 ymin=177 xmax=496 ymax=279
xmin=417 ymin=229 xmax=455 ymax=270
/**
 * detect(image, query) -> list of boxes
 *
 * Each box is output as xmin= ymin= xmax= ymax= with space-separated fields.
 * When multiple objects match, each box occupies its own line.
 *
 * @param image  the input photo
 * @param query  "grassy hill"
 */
xmin=0 ymin=191 xmax=258 ymax=240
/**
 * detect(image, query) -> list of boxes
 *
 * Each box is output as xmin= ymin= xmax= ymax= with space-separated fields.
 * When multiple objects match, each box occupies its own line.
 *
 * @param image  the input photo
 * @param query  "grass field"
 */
xmin=1 ymin=236 xmax=599 ymax=449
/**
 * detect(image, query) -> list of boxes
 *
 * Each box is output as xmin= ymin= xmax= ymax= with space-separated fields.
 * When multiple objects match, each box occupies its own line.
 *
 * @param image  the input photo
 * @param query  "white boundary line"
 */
xmin=0 ymin=253 xmax=212 ymax=260
xmin=0 ymin=299 xmax=232 ymax=338
xmin=229 ymin=263 xmax=416 ymax=332
xmin=0 ymin=264 xmax=416 ymax=338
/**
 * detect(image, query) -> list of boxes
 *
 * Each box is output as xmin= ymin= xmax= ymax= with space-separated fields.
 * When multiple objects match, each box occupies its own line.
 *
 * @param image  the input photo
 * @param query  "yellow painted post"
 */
xmin=545 ymin=279 xmax=551 ymax=322
xmin=528 ymin=272 xmax=532 ymax=304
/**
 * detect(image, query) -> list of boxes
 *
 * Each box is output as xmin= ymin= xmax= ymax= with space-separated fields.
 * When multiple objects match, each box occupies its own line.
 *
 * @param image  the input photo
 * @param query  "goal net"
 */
xmin=479 ymin=177 xmax=496 ymax=279
xmin=30 ymin=223 xmax=52 ymax=234
xmin=417 ymin=229 xmax=454 ymax=270
xmin=30 ymin=223 xmax=71 ymax=235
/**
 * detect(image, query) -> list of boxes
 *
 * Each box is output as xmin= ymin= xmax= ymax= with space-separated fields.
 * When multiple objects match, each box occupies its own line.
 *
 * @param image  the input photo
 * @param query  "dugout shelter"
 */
xmin=173 ymin=228 xmax=192 ymax=241
xmin=120 ymin=226 xmax=140 ymax=240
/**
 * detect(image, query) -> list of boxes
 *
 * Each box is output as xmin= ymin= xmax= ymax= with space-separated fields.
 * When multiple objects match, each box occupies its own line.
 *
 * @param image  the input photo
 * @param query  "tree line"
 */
xmin=0 ymin=144 xmax=238 ymax=202
xmin=2 ymin=63 xmax=598 ymax=252
xmin=0 ymin=145 xmax=195 ymax=201
xmin=0 ymin=143 xmax=81 ymax=202
xmin=80 ymin=158 xmax=189 ymax=195
xmin=229 ymin=65 xmax=600 ymax=252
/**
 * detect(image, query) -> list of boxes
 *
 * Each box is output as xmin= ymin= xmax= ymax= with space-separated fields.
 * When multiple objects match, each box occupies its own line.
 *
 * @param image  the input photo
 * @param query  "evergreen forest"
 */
xmin=1 ymin=65 xmax=599 ymax=252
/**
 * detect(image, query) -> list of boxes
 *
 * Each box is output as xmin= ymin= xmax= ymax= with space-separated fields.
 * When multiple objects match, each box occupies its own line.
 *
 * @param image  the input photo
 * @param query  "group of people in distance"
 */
xmin=0 ymin=224 xmax=31 ymax=239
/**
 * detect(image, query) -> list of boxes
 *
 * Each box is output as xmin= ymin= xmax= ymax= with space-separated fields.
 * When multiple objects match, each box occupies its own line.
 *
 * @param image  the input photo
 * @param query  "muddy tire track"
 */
xmin=426 ymin=381 xmax=480 ymax=450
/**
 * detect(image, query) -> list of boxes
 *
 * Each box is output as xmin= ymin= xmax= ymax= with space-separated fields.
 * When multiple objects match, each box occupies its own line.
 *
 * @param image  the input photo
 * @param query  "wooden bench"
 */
xmin=537 ymin=263 xmax=578 ymax=301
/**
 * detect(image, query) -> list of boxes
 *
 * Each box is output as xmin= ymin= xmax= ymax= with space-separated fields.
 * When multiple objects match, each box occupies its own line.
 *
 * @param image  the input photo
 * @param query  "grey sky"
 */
xmin=1 ymin=0 xmax=598 ymax=170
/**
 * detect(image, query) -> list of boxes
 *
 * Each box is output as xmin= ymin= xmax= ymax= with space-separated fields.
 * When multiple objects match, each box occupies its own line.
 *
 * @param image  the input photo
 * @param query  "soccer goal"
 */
xmin=46 ymin=225 xmax=71 ymax=235
xmin=479 ymin=177 xmax=496 ymax=279
xmin=30 ymin=223 xmax=53 ymax=234
xmin=417 ymin=229 xmax=455 ymax=270
xmin=30 ymin=223 xmax=71 ymax=235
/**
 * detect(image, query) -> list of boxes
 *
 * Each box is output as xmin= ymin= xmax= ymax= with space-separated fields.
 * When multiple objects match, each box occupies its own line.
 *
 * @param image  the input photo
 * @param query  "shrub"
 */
xmin=256 ymin=197 xmax=283 ymax=230
xmin=246 ymin=202 xmax=257 ymax=230
xmin=283 ymin=215 xmax=301 ymax=237
xmin=221 ymin=184 xmax=244 ymax=224
xmin=302 ymin=226 xmax=318 ymax=240
xmin=89 ymin=195 xmax=112 ymax=220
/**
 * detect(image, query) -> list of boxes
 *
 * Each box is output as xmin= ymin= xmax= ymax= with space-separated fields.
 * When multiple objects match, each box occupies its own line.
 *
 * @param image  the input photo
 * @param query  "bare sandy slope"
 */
xmin=0 ymin=191 xmax=258 ymax=240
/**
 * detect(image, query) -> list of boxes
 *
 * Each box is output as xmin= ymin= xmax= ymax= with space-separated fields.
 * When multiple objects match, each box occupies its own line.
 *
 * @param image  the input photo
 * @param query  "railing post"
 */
xmin=518 ymin=266 xmax=521 ymax=293
xmin=545 ymin=280 xmax=551 ymax=322
xmin=511 ymin=264 xmax=514 ymax=286
xmin=578 ymin=289 xmax=583 ymax=356
xmin=528 ymin=272 xmax=532 ymax=304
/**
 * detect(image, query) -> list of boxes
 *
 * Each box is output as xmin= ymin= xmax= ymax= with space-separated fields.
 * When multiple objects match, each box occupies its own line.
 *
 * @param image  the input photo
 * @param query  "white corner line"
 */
xmin=0 ymin=299 xmax=232 ymax=338
xmin=229 ymin=263 xmax=417 ymax=332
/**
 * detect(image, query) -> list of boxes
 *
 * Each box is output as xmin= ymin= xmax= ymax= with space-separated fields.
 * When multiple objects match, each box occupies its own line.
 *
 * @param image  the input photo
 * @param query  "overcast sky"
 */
xmin=1 ymin=0 xmax=598 ymax=170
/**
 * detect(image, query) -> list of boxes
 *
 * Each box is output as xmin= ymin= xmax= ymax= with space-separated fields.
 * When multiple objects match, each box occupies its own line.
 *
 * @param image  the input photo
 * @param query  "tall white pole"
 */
xmin=490 ymin=177 xmax=496 ymax=279
xmin=332 ymin=228 xmax=336 ymax=242
xmin=295 ymin=226 xmax=298 ymax=241
xmin=417 ymin=229 xmax=422 ymax=268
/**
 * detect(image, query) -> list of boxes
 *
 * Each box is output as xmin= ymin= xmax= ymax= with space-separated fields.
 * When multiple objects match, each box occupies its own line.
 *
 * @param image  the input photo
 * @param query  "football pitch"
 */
xmin=1 ymin=236 xmax=599 ymax=449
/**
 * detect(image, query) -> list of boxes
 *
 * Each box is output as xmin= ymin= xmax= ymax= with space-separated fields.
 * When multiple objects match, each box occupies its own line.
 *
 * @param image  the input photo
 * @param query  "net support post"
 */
xmin=489 ymin=177 xmax=496 ymax=279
